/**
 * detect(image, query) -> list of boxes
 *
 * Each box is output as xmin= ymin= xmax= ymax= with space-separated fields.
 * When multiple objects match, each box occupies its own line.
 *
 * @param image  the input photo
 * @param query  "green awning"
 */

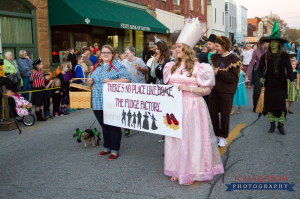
xmin=49 ymin=0 xmax=170 ymax=34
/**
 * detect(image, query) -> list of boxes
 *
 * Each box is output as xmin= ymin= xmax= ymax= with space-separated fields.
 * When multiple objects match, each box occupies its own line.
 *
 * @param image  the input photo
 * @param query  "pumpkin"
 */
xmin=48 ymin=71 xmax=53 ymax=79
xmin=55 ymin=68 xmax=60 ymax=77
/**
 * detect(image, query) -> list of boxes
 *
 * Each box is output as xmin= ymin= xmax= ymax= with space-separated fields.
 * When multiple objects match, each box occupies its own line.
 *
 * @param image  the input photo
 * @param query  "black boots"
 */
xmin=36 ymin=110 xmax=47 ymax=121
xmin=268 ymin=122 xmax=286 ymax=135
xmin=277 ymin=123 xmax=286 ymax=135
xmin=268 ymin=122 xmax=275 ymax=133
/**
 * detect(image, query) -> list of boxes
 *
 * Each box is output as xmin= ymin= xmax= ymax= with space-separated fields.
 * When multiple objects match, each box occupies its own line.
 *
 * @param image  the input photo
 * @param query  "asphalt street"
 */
xmin=0 ymin=87 xmax=299 ymax=198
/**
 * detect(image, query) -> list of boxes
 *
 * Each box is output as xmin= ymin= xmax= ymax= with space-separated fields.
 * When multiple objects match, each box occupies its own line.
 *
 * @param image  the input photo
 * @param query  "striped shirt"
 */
xmin=30 ymin=70 xmax=45 ymax=88
xmin=91 ymin=60 xmax=133 ymax=110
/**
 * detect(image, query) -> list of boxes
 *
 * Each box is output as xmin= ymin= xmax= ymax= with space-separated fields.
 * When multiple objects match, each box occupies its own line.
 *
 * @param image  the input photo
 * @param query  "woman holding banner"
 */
xmin=163 ymin=17 xmax=224 ymax=185
xmin=87 ymin=45 xmax=133 ymax=160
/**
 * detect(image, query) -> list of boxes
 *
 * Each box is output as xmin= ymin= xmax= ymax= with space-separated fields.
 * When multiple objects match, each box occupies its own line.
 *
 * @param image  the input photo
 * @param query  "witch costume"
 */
xmin=163 ymin=17 xmax=224 ymax=185
xmin=142 ymin=111 xmax=149 ymax=130
xmin=258 ymin=21 xmax=295 ymax=135
xmin=150 ymin=114 xmax=158 ymax=130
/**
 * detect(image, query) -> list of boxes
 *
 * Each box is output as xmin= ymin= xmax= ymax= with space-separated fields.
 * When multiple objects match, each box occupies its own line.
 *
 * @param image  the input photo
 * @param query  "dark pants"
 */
xmin=253 ymin=70 xmax=262 ymax=112
xmin=21 ymin=76 xmax=31 ymax=101
xmin=93 ymin=110 xmax=122 ymax=153
xmin=53 ymin=101 xmax=60 ymax=115
xmin=203 ymin=95 xmax=208 ymax=105
xmin=208 ymin=90 xmax=234 ymax=138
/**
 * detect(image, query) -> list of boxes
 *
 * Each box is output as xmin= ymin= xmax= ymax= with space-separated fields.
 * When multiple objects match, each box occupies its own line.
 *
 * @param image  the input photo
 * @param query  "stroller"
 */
xmin=0 ymin=77 xmax=35 ymax=126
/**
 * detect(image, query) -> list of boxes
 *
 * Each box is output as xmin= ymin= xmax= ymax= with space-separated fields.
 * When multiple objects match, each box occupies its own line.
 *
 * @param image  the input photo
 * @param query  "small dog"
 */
xmin=81 ymin=129 xmax=97 ymax=148
xmin=73 ymin=128 xmax=101 ymax=148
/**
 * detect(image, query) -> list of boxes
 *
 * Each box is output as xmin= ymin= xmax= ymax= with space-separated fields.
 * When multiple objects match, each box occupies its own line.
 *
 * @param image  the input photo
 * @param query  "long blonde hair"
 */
xmin=58 ymin=63 xmax=67 ymax=73
xmin=171 ymin=43 xmax=196 ymax=77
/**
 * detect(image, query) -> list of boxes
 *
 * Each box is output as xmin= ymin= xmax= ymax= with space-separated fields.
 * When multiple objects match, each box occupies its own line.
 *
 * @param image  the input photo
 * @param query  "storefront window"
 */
xmin=107 ymin=28 xmax=118 ymax=50
xmin=91 ymin=26 xmax=105 ymax=47
xmin=73 ymin=25 xmax=89 ymax=52
xmin=123 ymin=30 xmax=133 ymax=50
xmin=0 ymin=0 xmax=38 ymax=62
xmin=0 ymin=16 xmax=33 ymax=44
xmin=51 ymin=26 xmax=71 ymax=63
xmin=0 ymin=0 xmax=31 ymax=14
xmin=135 ymin=31 xmax=144 ymax=58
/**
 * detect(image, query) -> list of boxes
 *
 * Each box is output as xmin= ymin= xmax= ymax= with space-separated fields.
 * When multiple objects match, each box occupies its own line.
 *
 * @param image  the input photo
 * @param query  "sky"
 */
xmin=233 ymin=0 xmax=300 ymax=29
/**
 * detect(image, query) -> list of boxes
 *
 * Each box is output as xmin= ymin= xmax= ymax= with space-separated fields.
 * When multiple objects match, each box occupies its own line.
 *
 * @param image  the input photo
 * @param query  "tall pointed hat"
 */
xmin=176 ymin=17 xmax=208 ymax=48
xmin=261 ymin=20 xmax=288 ymax=43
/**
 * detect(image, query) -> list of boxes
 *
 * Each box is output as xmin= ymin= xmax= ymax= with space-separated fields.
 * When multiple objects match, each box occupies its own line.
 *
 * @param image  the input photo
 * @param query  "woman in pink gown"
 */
xmin=163 ymin=42 xmax=224 ymax=185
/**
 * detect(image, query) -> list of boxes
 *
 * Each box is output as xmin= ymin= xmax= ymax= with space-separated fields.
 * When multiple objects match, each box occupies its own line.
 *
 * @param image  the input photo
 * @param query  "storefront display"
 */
xmin=59 ymin=51 xmax=69 ymax=63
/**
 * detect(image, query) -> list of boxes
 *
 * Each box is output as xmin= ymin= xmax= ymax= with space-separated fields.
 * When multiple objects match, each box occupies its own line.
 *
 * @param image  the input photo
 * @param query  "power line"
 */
xmin=281 ymin=16 xmax=300 ymax=19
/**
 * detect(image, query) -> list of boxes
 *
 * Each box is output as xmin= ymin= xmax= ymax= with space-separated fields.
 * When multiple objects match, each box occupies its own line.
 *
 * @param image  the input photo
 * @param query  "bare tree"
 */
xmin=288 ymin=29 xmax=300 ymax=41
xmin=266 ymin=13 xmax=289 ymax=35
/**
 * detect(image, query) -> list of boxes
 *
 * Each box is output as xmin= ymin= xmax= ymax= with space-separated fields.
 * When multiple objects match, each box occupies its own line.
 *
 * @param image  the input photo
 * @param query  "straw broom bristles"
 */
xmin=255 ymin=86 xmax=265 ymax=113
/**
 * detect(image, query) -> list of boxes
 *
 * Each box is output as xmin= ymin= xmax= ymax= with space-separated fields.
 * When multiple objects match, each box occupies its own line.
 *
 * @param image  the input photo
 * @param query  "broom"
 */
xmin=255 ymin=86 xmax=265 ymax=113
xmin=255 ymin=54 xmax=268 ymax=114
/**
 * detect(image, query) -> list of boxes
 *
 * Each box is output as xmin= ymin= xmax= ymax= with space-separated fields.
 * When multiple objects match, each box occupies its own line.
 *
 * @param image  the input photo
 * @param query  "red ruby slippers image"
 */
xmin=166 ymin=113 xmax=172 ymax=125
xmin=163 ymin=113 xmax=180 ymax=130
xmin=170 ymin=114 xmax=179 ymax=125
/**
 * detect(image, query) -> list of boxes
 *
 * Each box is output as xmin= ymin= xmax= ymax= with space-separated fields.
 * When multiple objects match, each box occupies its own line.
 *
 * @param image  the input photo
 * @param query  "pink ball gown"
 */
xmin=163 ymin=61 xmax=224 ymax=185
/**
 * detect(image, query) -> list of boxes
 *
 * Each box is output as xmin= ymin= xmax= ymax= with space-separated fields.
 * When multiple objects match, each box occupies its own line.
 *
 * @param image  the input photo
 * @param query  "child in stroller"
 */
xmin=6 ymin=90 xmax=35 ymax=126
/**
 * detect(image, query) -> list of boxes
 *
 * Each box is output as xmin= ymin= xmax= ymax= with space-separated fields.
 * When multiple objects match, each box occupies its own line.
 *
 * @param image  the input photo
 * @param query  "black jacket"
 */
xmin=257 ymin=52 xmax=294 ymax=89
xmin=67 ymin=53 xmax=77 ymax=71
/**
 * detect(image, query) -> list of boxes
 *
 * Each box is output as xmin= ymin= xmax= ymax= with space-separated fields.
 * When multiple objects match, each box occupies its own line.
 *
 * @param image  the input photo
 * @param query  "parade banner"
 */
xmin=103 ymin=83 xmax=183 ymax=138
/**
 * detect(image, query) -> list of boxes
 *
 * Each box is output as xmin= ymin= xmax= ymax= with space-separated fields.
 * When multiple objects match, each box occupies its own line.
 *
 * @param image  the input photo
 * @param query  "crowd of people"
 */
xmin=1 ymin=19 xmax=298 ymax=186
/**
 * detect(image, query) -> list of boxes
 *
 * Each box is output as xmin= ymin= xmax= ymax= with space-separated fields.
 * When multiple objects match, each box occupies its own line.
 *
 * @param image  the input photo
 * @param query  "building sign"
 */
xmin=258 ymin=21 xmax=263 ymax=37
xmin=234 ymin=33 xmax=243 ymax=40
xmin=103 ymin=83 xmax=183 ymax=138
xmin=235 ymin=33 xmax=243 ymax=43
xmin=120 ymin=23 xmax=151 ymax=31
xmin=247 ymin=37 xmax=258 ymax=42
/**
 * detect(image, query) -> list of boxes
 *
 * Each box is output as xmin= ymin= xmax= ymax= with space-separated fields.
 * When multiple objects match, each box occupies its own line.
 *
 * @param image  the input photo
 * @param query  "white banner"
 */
xmin=103 ymin=83 xmax=183 ymax=138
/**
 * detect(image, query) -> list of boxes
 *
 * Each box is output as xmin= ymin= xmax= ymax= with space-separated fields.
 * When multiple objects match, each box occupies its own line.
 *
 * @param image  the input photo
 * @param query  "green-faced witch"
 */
xmin=257 ymin=20 xmax=296 ymax=135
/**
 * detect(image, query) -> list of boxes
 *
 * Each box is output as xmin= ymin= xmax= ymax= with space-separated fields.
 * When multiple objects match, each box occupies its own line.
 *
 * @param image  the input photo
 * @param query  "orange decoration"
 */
xmin=48 ymin=71 xmax=53 ymax=79
xmin=55 ymin=68 xmax=60 ymax=77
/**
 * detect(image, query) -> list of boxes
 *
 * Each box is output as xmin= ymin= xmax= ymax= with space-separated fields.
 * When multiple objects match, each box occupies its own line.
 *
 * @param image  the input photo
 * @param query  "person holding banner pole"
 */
xmin=87 ymin=45 xmax=133 ymax=161
xmin=163 ymin=17 xmax=224 ymax=185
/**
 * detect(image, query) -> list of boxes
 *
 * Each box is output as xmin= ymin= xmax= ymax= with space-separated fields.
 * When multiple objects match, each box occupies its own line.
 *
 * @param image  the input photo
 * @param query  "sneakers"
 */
xmin=216 ymin=136 xmax=220 ymax=143
xmin=218 ymin=137 xmax=227 ymax=147
xmin=158 ymin=136 xmax=165 ymax=143
xmin=125 ymin=129 xmax=131 ymax=137
xmin=55 ymin=112 xmax=64 ymax=117
xmin=67 ymin=108 xmax=77 ymax=112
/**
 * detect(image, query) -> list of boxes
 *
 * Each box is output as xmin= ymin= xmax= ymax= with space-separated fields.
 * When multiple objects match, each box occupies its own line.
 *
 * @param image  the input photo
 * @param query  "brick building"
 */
xmin=1 ymin=0 xmax=206 ymax=71
xmin=247 ymin=17 xmax=267 ymax=37
xmin=127 ymin=0 xmax=206 ymax=19
xmin=0 ymin=0 xmax=50 ymax=70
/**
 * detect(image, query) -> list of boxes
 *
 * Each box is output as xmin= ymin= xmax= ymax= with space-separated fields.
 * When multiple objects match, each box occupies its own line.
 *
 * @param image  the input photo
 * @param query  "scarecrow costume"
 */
xmin=257 ymin=21 xmax=295 ymax=135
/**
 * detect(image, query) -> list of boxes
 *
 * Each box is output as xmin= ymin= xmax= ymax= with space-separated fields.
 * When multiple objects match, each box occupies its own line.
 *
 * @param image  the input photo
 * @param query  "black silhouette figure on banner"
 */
xmin=132 ymin=112 xmax=137 ymax=128
xmin=137 ymin=111 xmax=142 ymax=129
xmin=142 ymin=111 xmax=149 ymax=130
xmin=151 ymin=114 xmax=158 ymax=130
xmin=127 ymin=109 xmax=132 ymax=127
xmin=121 ymin=110 xmax=126 ymax=125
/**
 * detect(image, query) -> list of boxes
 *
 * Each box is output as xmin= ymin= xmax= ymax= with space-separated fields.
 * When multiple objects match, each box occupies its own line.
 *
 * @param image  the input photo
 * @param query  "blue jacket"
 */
xmin=297 ymin=48 xmax=300 ymax=62
xmin=17 ymin=58 xmax=33 ymax=76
